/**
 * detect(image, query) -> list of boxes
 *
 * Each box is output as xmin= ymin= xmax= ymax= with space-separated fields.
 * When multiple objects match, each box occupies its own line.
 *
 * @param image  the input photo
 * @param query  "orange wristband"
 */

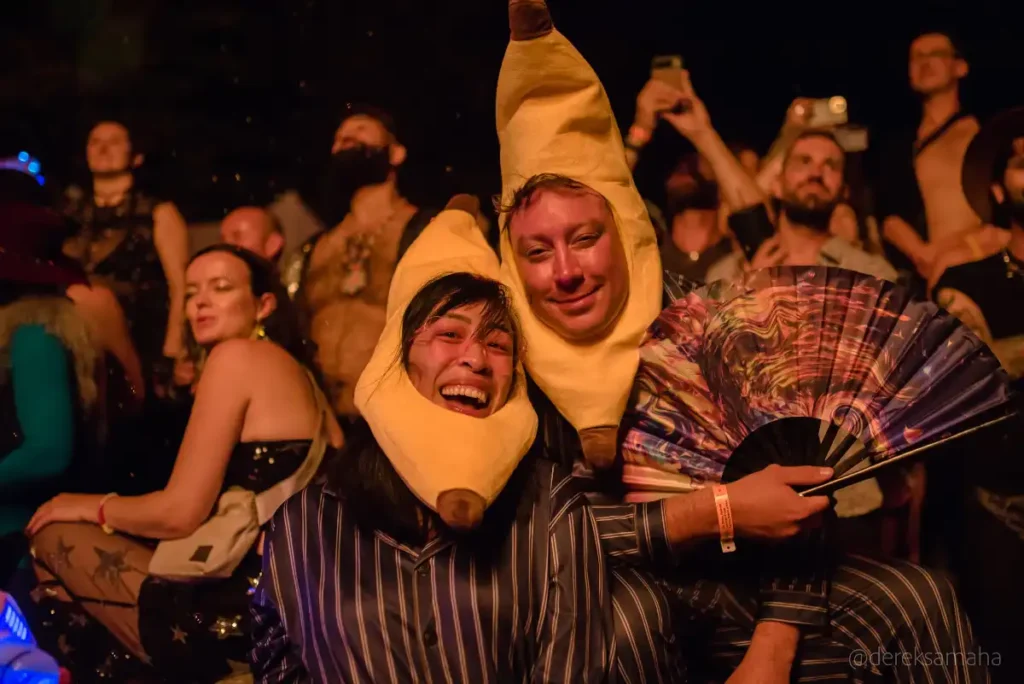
xmin=712 ymin=484 xmax=736 ymax=553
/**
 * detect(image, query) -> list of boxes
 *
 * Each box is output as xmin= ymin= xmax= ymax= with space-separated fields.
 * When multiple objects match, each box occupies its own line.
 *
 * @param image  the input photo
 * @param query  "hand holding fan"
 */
xmin=620 ymin=266 xmax=1016 ymax=501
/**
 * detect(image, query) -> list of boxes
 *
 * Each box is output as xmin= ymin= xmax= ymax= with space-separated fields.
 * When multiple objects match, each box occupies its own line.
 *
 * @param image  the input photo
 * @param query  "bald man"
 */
xmin=220 ymin=206 xmax=285 ymax=262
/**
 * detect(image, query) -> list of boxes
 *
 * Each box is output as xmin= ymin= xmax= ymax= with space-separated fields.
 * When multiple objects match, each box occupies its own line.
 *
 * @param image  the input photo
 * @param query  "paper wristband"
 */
xmin=712 ymin=484 xmax=736 ymax=553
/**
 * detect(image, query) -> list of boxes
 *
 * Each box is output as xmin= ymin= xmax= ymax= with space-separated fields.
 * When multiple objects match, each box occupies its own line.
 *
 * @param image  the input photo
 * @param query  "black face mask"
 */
xmin=328 ymin=145 xmax=392 ymax=192
xmin=319 ymin=145 xmax=393 ymax=226
xmin=666 ymin=179 xmax=719 ymax=217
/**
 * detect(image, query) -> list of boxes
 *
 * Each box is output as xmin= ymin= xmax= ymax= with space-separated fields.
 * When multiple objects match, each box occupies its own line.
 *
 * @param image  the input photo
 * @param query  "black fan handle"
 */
xmin=799 ymin=412 xmax=1018 ymax=497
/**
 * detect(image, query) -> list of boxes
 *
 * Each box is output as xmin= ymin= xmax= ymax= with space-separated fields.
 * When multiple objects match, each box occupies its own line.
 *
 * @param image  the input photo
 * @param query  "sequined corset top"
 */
xmin=223 ymin=440 xmax=311 ymax=495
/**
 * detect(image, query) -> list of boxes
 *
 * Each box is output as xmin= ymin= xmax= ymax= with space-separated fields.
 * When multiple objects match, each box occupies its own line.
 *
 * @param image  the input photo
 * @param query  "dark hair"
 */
xmin=186 ymin=244 xmax=312 ymax=371
xmin=783 ymin=130 xmax=847 ymax=174
xmin=86 ymin=118 xmax=142 ymax=155
xmin=989 ymin=142 xmax=1019 ymax=228
xmin=399 ymin=272 xmax=521 ymax=387
xmin=0 ymin=168 xmax=50 ymax=206
xmin=493 ymin=173 xmax=613 ymax=230
xmin=338 ymin=103 xmax=400 ymax=143
xmin=326 ymin=271 xmax=524 ymax=543
xmin=910 ymin=27 xmax=965 ymax=60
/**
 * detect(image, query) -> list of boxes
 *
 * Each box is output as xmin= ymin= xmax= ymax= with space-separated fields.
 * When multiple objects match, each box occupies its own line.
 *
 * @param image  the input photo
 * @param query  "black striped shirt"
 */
xmin=250 ymin=460 xmax=611 ymax=683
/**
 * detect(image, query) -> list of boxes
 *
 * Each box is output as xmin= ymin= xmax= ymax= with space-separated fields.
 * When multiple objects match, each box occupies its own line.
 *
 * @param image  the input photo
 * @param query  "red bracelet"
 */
xmin=712 ymin=484 xmax=736 ymax=553
xmin=627 ymin=124 xmax=652 ymax=148
xmin=98 ymin=493 xmax=117 ymax=534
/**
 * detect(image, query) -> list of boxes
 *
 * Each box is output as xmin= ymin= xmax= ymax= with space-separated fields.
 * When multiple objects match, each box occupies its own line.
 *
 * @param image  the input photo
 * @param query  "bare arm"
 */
xmin=883 ymin=215 xmax=932 ymax=277
xmin=726 ymin=621 xmax=799 ymax=684
xmin=152 ymin=201 xmax=190 ymax=359
xmin=624 ymin=79 xmax=682 ymax=172
xmin=67 ymin=283 xmax=145 ymax=403
xmin=100 ymin=340 xmax=252 ymax=538
xmin=659 ymin=73 xmax=766 ymax=213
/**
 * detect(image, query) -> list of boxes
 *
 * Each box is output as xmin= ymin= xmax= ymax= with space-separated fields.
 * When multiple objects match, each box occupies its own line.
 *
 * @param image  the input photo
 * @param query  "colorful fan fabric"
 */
xmin=620 ymin=266 xmax=1012 ymax=493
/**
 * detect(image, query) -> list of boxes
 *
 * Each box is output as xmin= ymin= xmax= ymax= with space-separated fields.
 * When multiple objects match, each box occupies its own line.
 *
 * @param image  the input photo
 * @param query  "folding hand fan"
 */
xmin=620 ymin=266 xmax=1017 ymax=499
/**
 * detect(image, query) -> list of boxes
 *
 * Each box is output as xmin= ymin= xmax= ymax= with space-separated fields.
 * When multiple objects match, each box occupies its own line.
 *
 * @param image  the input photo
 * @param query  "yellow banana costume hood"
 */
xmin=354 ymin=204 xmax=538 ymax=530
xmin=497 ymin=0 xmax=662 ymax=468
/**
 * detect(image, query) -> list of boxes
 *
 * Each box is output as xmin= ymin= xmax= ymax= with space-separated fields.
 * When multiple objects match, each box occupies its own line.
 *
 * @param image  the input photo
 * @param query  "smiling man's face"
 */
xmin=506 ymin=186 xmax=629 ymax=342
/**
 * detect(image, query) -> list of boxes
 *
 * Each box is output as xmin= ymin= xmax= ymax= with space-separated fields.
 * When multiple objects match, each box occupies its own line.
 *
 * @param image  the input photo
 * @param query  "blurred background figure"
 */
xmin=60 ymin=120 xmax=190 ymax=398
xmin=0 ymin=165 xmax=98 ymax=591
xmin=283 ymin=105 xmax=438 ymax=419
xmin=878 ymin=29 xmax=981 ymax=290
xmin=220 ymin=206 xmax=285 ymax=264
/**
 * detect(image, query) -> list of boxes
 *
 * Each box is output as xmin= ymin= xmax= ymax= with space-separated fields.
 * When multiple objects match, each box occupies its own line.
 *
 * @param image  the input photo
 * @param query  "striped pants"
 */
xmin=674 ymin=554 xmax=989 ymax=683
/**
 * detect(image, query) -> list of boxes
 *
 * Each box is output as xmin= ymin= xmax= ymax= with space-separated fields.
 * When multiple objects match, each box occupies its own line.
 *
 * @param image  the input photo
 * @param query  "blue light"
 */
xmin=36 ymin=175 xmax=45 ymax=186
xmin=26 ymin=161 xmax=40 ymax=174
xmin=17 ymin=152 xmax=29 ymax=163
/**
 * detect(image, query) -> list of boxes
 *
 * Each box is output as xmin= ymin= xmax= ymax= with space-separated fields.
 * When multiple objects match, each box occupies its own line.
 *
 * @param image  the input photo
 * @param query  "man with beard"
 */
xmin=706 ymin=130 xmax=896 ymax=283
xmin=283 ymin=105 xmax=438 ymax=418
xmin=496 ymin=2 xmax=985 ymax=681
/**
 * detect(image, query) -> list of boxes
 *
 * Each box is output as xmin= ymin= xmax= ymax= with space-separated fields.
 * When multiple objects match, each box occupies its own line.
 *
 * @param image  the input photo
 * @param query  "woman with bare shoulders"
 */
xmin=26 ymin=244 xmax=342 ymax=682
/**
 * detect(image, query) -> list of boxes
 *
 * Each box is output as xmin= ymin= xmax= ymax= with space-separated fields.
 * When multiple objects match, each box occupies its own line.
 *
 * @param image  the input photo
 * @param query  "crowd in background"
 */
xmin=2 ymin=15 xmax=1023 ymax=684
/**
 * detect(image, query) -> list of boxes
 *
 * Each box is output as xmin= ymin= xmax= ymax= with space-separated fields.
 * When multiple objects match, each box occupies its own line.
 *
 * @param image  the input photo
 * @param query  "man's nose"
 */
xmin=552 ymin=248 xmax=584 ymax=291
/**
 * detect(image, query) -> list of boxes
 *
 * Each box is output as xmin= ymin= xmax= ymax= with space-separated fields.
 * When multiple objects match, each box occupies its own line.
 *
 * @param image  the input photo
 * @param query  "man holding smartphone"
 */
xmin=626 ymin=66 xmax=894 ymax=285
xmin=705 ymin=128 xmax=897 ymax=284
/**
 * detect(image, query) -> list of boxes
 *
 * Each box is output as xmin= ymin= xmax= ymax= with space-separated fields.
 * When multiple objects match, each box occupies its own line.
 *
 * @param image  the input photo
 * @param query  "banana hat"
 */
xmin=497 ymin=0 xmax=663 ymax=469
xmin=354 ymin=204 xmax=538 ymax=530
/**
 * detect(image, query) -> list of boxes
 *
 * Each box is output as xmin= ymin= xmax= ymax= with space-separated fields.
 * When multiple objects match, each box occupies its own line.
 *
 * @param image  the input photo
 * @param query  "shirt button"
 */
xmin=423 ymin=628 xmax=437 ymax=647
xmin=417 ymin=565 xmax=429 ymax=577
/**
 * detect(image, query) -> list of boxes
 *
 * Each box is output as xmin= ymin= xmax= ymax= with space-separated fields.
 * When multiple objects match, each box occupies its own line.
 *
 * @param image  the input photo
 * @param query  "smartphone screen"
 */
xmin=651 ymin=55 xmax=683 ymax=89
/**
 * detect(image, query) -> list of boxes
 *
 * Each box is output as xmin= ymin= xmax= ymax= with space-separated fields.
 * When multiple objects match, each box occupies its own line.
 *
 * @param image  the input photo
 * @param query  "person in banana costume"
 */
xmin=252 ymin=197 xmax=612 ymax=682
xmin=497 ymin=2 xmax=989 ymax=683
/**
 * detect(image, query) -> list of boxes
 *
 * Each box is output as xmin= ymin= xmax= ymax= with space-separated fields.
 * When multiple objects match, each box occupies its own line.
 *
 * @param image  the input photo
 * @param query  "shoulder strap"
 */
xmin=254 ymin=369 xmax=333 ymax=525
xmin=914 ymin=111 xmax=971 ymax=157
xmin=396 ymin=207 xmax=439 ymax=263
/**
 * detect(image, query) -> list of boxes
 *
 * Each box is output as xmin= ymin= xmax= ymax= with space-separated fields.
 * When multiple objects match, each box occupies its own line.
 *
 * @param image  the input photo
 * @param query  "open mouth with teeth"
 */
xmin=439 ymin=384 xmax=492 ymax=417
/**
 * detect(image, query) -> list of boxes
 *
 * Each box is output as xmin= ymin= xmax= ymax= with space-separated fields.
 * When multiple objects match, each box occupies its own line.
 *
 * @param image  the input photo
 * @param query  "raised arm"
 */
xmin=661 ymin=73 xmax=767 ymax=214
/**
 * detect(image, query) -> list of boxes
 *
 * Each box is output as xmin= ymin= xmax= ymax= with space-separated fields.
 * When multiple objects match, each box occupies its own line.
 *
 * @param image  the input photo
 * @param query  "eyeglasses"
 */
xmin=910 ymin=49 xmax=955 ymax=62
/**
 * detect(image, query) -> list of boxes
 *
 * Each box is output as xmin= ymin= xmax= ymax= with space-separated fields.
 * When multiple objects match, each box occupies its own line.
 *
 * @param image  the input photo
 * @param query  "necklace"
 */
xmin=1001 ymin=248 xmax=1023 ymax=281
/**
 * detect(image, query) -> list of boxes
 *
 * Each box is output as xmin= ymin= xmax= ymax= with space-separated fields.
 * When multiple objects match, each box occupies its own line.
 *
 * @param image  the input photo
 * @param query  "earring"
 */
xmin=252 ymin=322 xmax=267 ymax=341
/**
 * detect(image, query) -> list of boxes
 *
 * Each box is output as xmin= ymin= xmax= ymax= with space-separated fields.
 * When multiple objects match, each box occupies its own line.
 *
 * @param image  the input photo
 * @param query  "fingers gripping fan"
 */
xmin=620 ymin=266 xmax=1016 ymax=498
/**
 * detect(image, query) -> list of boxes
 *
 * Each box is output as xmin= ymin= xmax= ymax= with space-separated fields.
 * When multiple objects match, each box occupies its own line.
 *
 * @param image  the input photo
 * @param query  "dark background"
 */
xmin=2 ymin=0 xmax=1022 ymax=223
